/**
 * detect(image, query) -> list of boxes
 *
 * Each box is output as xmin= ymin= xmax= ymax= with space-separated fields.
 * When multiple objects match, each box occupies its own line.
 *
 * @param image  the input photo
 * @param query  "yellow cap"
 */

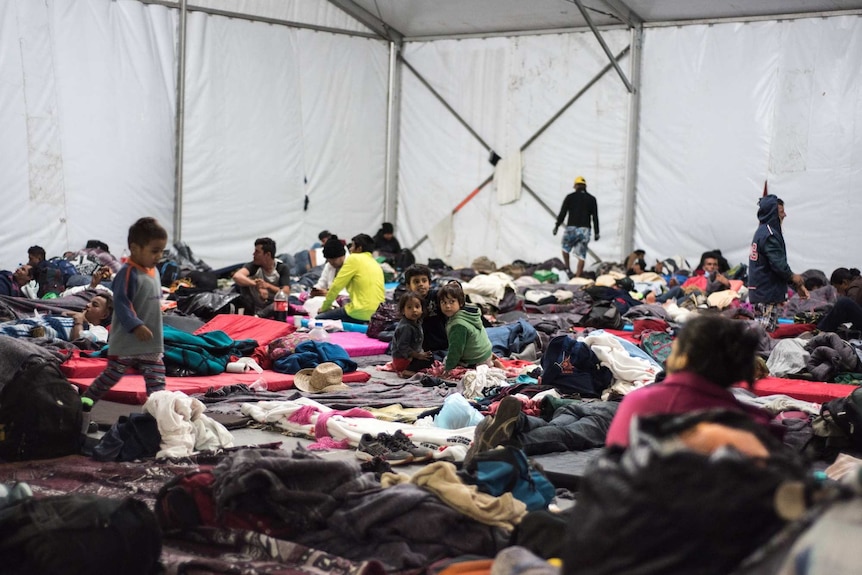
xmin=574 ymin=176 xmax=586 ymax=185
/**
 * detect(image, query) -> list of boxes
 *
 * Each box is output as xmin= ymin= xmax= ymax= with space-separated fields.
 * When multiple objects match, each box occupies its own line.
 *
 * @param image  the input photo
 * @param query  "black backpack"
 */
xmin=0 ymin=358 xmax=83 ymax=461
xmin=820 ymin=387 xmax=862 ymax=448
xmin=0 ymin=494 xmax=162 ymax=574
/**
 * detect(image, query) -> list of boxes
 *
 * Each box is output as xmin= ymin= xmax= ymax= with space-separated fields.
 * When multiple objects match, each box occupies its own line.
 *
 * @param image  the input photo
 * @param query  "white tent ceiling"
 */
xmin=330 ymin=0 xmax=862 ymax=39
xmin=2 ymin=0 xmax=862 ymax=275
xmin=156 ymin=0 xmax=862 ymax=39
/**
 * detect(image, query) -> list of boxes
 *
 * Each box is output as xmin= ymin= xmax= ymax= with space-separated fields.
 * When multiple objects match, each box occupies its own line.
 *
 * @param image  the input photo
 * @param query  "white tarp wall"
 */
xmin=634 ymin=15 xmax=862 ymax=275
xmin=3 ymin=2 xmax=861 ymax=276
xmin=0 ymin=0 xmax=389 ymax=270
xmin=0 ymin=0 xmax=177 ymax=265
xmin=397 ymin=31 xmax=631 ymax=270
xmin=179 ymin=13 xmax=389 ymax=269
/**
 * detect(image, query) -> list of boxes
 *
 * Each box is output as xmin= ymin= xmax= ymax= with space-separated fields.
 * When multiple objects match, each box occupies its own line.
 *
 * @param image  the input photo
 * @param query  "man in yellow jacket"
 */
xmin=317 ymin=233 xmax=385 ymax=324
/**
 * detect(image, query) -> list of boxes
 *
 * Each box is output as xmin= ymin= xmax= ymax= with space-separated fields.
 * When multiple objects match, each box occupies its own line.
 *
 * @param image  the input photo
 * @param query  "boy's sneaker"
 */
xmin=355 ymin=433 xmax=414 ymax=466
xmin=389 ymin=430 xmax=435 ymax=463
xmin=463 ymin=396 xmax=523 ymax=468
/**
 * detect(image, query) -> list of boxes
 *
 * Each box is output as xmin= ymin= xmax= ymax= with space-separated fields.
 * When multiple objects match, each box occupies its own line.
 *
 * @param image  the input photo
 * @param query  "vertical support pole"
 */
xmin=383 ymin=41 xmax=402 ymax=226
xmin=173 ymin=0 xmax=188 ymax=241
xmin=620 ymin=25 xmax=643 ymax=260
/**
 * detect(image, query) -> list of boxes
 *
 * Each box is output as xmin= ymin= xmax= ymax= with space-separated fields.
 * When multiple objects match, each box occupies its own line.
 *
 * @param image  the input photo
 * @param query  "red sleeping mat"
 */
xmin=68 ymin=368 xmax=370 ymax=405
xmin=748 ymin=377 xmax=855 ymax=404
xmin=194 ymin=314 xmax=389 ymax=357
xmin=194 ymin=314 xmax=293 ymax=344
xmin=600 ymin=329 xmax=855 ymax=405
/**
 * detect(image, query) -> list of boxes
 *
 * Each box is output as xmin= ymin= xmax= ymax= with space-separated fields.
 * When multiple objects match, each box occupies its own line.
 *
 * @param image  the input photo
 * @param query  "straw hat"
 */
xmin=293 ymin=362 xmax=349 ymax=393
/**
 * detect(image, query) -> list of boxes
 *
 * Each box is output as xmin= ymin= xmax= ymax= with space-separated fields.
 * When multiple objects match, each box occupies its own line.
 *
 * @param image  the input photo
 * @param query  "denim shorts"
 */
xmin=562 ymin=226 xmax=591 ymax=260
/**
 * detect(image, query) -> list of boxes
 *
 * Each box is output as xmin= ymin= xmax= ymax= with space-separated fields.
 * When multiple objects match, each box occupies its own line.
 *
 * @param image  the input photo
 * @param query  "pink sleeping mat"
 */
xmin=195 ymin=314 xmax=389 ymax=356
xmin=326 ymin=331 xmax=390 ymax=357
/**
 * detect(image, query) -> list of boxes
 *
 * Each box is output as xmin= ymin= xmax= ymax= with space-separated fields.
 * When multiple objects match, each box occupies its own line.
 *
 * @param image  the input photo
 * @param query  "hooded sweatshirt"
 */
xmin=444 ymin=304 xmax=493 ymax=371
xmin=748 ymin=194 xmax=795 ymax=305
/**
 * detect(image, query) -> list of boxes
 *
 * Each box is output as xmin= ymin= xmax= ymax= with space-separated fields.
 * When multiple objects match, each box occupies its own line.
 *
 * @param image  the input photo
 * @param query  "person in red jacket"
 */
xmin=605 ymin=314 xmax=776 ymax=448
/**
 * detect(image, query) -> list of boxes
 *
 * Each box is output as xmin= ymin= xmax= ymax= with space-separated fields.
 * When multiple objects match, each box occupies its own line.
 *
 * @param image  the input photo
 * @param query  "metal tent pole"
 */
xmin=620 ymin=25 xmax=643 ymax=261
xmin=384 ymin=41 xmax=403 ymax=226
xmin=172 ymin=0 xmax=188 ymax=241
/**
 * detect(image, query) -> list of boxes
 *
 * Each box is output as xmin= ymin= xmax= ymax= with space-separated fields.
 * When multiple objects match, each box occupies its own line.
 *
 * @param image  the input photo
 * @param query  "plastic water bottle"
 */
xmin=273 ymin=289 xmax=287 ymax=322
xmin=309 ymin=321 xmax=329 ymax=342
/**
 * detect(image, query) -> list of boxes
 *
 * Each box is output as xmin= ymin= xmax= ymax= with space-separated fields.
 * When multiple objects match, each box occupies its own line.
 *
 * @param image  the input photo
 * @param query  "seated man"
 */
xmin=232 ymin=237 xmax=291 ymax=317
xmin=27 ymin=245 xmax=46 ymax=268
xmin=311 ymin=229 xmax=331 ymax=250
xmin=817 ymin=267 xmax=862 ymax=334
xmin=316 ymin=234 xmax=385 ymax=324
xmin=648 ymin=252 xmax=733 ymax=305
xmin=373 ymin=222 xmax=401 ymax=258
xmin=310 ymin=235 xmax=348 ymax=297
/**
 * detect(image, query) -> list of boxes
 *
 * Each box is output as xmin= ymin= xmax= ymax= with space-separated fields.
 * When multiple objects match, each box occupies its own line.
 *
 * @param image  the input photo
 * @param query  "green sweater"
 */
xmin=444 ymin=305 xmax=493 ymax=371
xmin=320 ymin=252 xmax=385 ymax=321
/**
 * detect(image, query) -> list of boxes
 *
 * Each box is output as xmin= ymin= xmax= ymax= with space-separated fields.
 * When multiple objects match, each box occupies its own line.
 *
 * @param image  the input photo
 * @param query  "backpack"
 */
xmin=35 ymin=259 xmax=72 ymax=298
xmin=0 ymin=358 xmax=82 ymax=461
xmin=0 ymin=494 xmax=161 ymax=575
xmin=158 ymin=259 xmax=181 ymax=287
xmin=639 ymin=331 xmax=674 ymax=368
xmin=820 ymin=387 xmax=862 ymax=448
xmin=539 ymin=335 xmax=612 ymax=397
xmin=393 ymin=248 xmax=416 ymax=271
xmin=583 ymin=304 xmax=622 ymax=329
xmin=462 ymin=446 xmax=556 ymax=512
xmin=366 ymin=300 xmax=399 ymax=341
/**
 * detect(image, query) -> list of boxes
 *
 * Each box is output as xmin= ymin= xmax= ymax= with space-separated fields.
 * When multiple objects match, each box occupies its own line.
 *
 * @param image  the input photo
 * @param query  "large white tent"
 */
xmin=2 ymin=0 xmax=861 ymax=275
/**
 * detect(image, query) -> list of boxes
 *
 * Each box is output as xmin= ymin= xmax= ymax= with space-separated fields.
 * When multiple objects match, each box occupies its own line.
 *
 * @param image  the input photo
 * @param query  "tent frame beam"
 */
xmin=326 ymin=0 xmax=404 ymax=42
xmin=568 ymin=0 xmax=633 ymax=93
xmin=598 ymin=0 xmax=643 ymax=28
xmin=139 ymin=0 xmax=381 ymax=39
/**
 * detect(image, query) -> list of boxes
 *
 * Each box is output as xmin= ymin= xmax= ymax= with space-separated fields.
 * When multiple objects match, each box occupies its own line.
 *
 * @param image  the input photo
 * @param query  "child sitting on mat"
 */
xmin=390 ymin=291 xmax=432 ymax=378
xmin=438 ymin=280 xmax=496 ymax=378
xmin=404 ymin=263 xmax=448 ymax=354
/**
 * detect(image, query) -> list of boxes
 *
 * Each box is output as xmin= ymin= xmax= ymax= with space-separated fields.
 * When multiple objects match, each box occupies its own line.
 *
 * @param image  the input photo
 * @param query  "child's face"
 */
xmin=402 ymin=297 xmax=424 ymax=322
xmin=407 ymin=275 xmax=431 ymax=298
xmin=439 ymin=295 xmax=461 ymax=318
xmin=84 ymin=296 xmax=111 ymax=325
xmin=129 ymin=238 xmax=167 ymax=269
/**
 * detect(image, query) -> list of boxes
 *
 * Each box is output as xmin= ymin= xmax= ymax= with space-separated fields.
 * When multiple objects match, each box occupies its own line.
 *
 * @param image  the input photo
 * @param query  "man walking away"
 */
xmin=554 ymin=176 xmax=599 ymax=278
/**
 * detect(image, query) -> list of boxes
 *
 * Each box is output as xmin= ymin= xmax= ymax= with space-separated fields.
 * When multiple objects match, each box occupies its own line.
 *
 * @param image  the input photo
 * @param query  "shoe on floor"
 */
xmin=463 ymin=396 xmax=522 ymax=468
xmin=388 ymin=430 xmax=435 ymax=463
xmin=355 ymin=433 xmax=414 ymax=466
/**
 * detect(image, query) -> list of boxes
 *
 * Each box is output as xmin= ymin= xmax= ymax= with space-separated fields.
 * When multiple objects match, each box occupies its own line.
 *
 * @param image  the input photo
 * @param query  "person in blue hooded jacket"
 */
xmin=747 ymin=193 xmax=808 ymax=331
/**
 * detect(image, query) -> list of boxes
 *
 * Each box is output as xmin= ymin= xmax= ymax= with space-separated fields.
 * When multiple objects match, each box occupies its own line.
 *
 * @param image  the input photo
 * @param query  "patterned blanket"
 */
xmin=0 ymin=450 xmax=387 ymax=575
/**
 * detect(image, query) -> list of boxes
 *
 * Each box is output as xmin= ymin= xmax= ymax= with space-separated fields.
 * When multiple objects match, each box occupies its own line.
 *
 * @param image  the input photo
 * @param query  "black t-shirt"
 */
xmin=422 ymin=288 xmax=448 ymax=352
